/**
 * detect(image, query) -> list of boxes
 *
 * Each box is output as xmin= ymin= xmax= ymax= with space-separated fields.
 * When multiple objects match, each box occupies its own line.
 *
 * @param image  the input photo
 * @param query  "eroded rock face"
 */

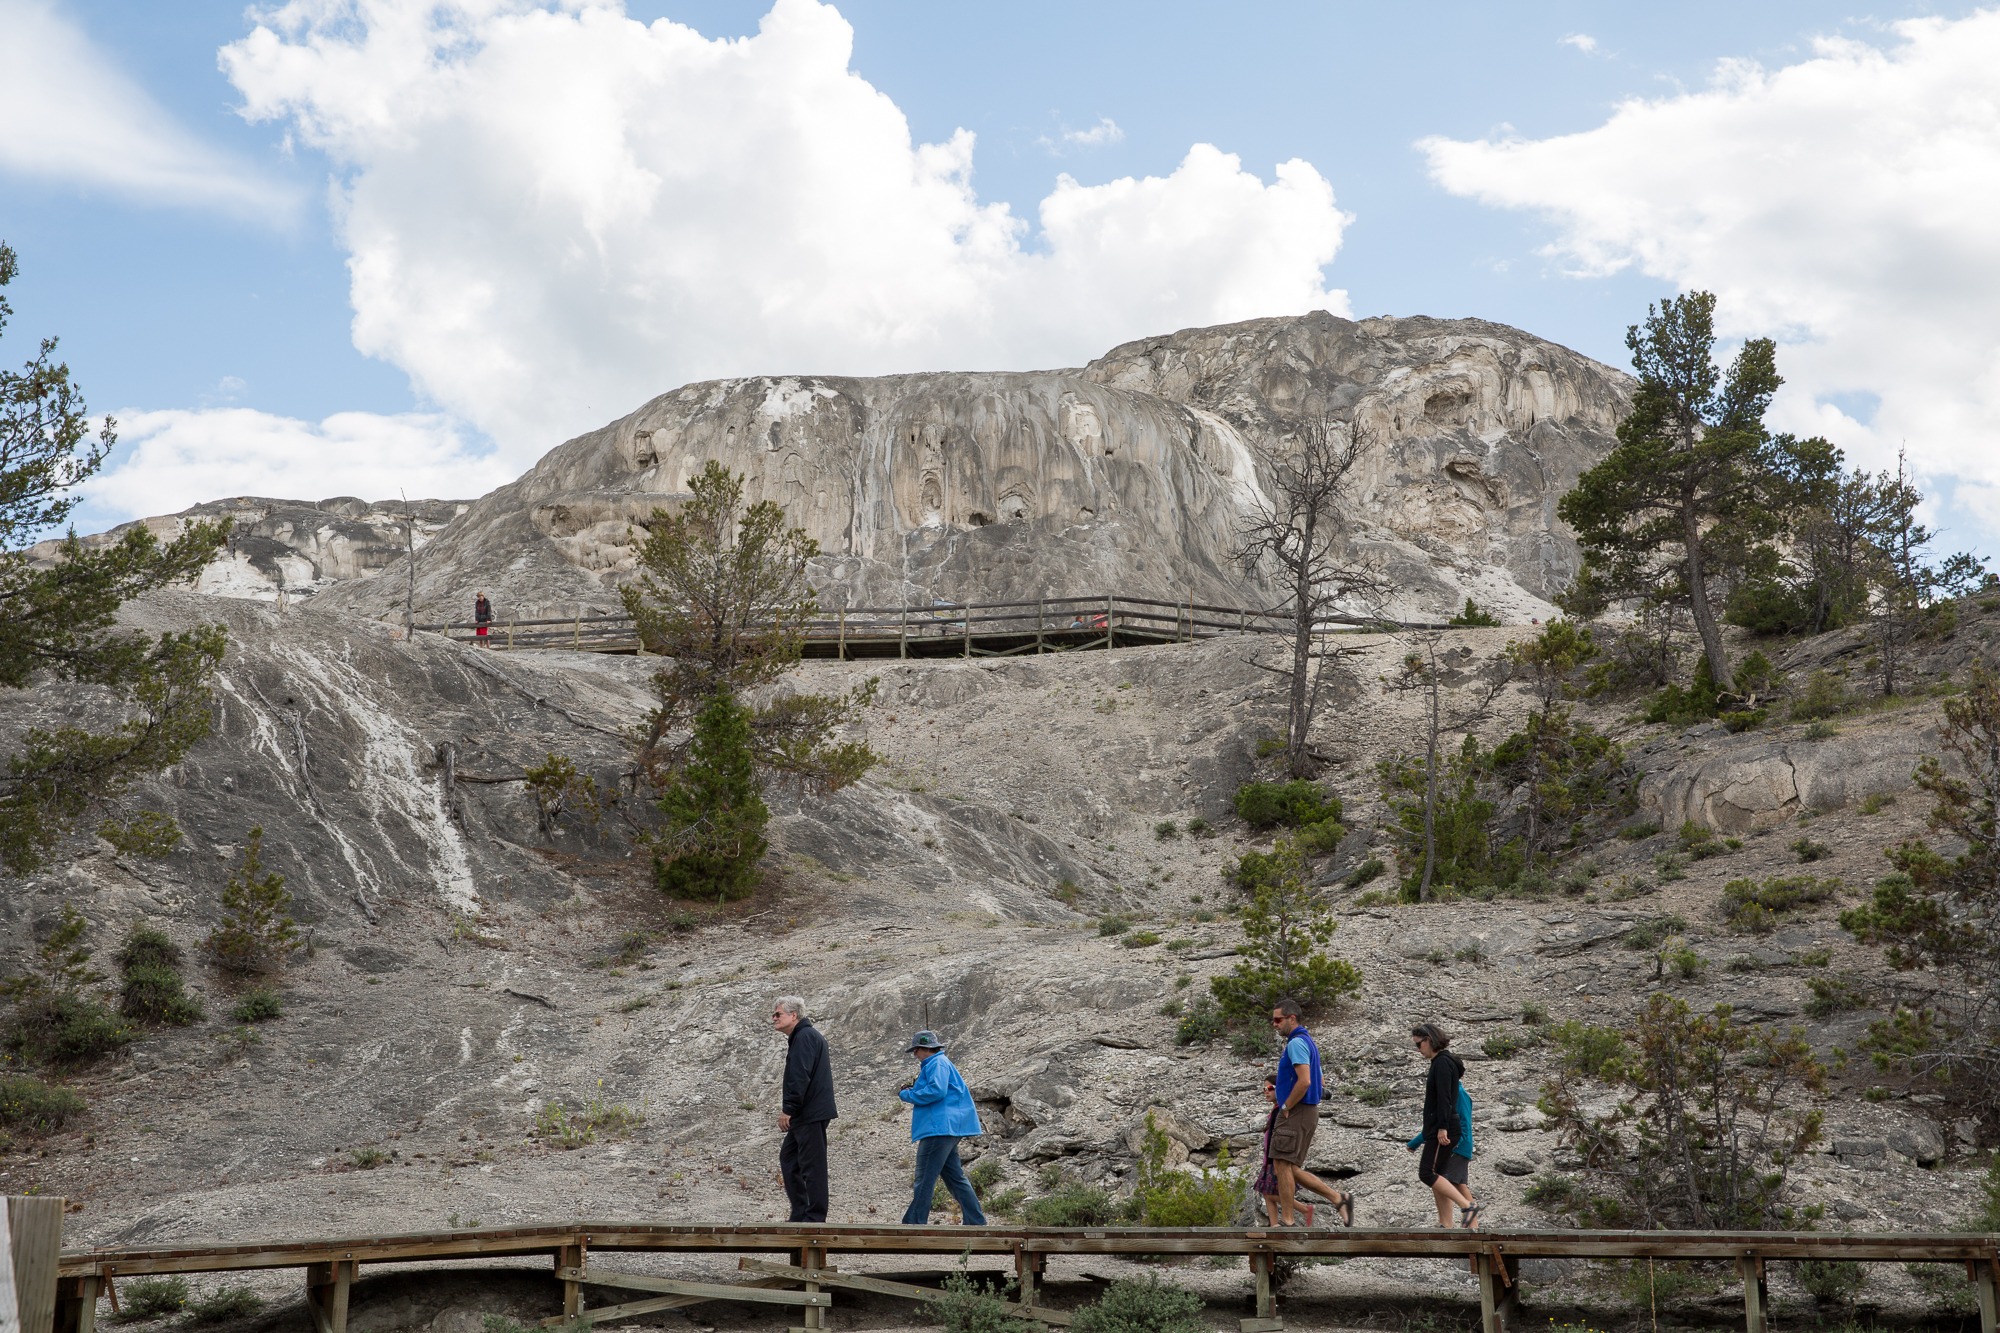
xmin=1636 ymin=719 xmax=1934 ymax=833
xmin=30 ymin=497 xmax=468 ymax=605
xmin=307 ymin=312 xmax=1628 ymax=625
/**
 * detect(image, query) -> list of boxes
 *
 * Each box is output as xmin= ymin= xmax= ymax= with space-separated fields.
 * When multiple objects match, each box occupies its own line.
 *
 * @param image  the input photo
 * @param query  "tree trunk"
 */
xmin=1288 ymin=547 xmax=1315 ymax=778
xmin=1420 ymin=660 xmax=1439 ymax=903
xmin=1682 ymin=502 xmax=1733 ymax=695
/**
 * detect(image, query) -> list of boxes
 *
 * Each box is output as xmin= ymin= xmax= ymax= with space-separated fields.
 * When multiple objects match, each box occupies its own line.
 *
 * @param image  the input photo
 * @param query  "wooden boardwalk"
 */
xmin=418 ymin=593 xmax=1446 ymax=658
xmin=52 ymin=1219 xmax=2000 ymax=1333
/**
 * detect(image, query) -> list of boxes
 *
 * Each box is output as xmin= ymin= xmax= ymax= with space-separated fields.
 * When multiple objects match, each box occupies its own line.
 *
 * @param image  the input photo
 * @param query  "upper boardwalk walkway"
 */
xmin=49 ymin=1219 xmax=2000 ymax=1333
xmin=416 ymin=593 xmax=1449 ymax=658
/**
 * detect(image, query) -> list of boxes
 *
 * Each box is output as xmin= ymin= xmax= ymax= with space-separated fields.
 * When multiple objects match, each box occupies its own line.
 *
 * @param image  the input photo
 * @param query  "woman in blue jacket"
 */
xmin=897 ymin=1030 xmax=986 ymax=1225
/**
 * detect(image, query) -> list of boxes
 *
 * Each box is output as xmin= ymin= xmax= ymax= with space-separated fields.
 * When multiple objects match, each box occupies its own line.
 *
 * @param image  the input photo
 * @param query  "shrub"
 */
xmin=1797 ymin=1258 xmax=1865 ymax=1305
xmin=119 ymin=926 xmax=201 ymax=1026
xmin=1070 ymin=1276 xmax=1208 ymax=1333
xmin=1153 ymin=821 xmax=1179 ymax=841
xmin=1448 ymin=599 xmax=1500 ymax=628
xmin=937 ymin=1270 xmax=1036 ymax=1333
xmin=1185 ymin=818 xmax=1212 ymax=839
xmin=1907 ymin=1263 xmax=1978 ymax=1315
xmin=1174 ymin=998 xmax=1226 ymax=1046
xmin=1653 ymin=853 xmax=1687 ymax=882
xmin=1805 ymin=977 xmax=1867 ymax=1018
xmin=1619 ymin=820 xmax=1663 ymax=841
xmin=1096 ymin=916 xmax=1131 ymax=937
xmin=1790 ymin=836 xmax=1831 ymax=863
xmin=1621 ymin=914 xmax=1688 ymax=950
xmin=968 ymin=1158 xmax=1005 ymax=1196
xmin=1122 ymin=931 xmax=1162 ymax=949
xmin=1975 ymin=1152 xmax=2000 ymax=1232
xmin=1341 ymin=857 xmax=1384 ymax=889
xmin=653 ymin=691 xmax=769 ymax=901
xmin=1134 ymin=1114 xmax=1242 ymax=1227
xmin=231 ymin=989 xmax=282 ymax=1023
xmin=349 ymin=1146 xmax=387 ymax=1169
xmin=1790 ymin=670 xmax=1849 ymax=722
xmin=1022 ymin=1183 xmax=1119 ymax=1227
xmin=3 ymin=903 xmax=133 ymax=1067
xmin=1482 ymin=1032 xmax=1527 ymax=1060
xmin=1664 ymin=947 xmax=1706 ymax=980
xmin=1723 ymin=875 xmax=1841 ymax=932
xmin=1347 ymin=1082 xmax=1391 ymax=1107
xmin=206 ymin=827 xmax=301 ymax=973
xmin=1859 ymin=793 xmax=1894 ymax=815
xmin=117 ymin=1276 xmax=190 ymax=1320
xmin=1232 ymin=782 xmax=1340 ymax=832
xmin=0 ymin=1074 xmax=86 ymax=1137
xmin=1523 ymin=1173 xmax=1581 ymax=1210
xmin=1550 ymin=1022 xmax=1629 ymax=1081
xmin=186 ymin=1287 xmax=263 ymax=1324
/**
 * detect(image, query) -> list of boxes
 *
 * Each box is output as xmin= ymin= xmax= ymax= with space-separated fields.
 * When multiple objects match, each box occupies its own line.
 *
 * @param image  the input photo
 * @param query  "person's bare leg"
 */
xmin=1275 ymin=1163 xmax=1300 ymax=1225
xmin=1290 ymin=1167 xmax=1349 ymax=1209
xmin=1432 ymin=1177 xmax=1460 ymax=1226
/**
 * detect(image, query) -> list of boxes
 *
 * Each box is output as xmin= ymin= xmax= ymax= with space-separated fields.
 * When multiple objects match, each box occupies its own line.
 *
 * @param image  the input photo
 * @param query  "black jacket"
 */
xmin=783 ymin=1018 xmax=837 ymax=1124
xmin=1421 ymin=1049 xmax=1465 ymax=1146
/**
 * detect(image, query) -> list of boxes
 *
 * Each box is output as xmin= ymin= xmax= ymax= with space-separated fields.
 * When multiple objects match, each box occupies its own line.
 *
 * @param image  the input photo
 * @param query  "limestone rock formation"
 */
xmin=305 ymin=313 xmax=1628 ymax=625
xmin=29 ymin=496 xmax=468 ymax=605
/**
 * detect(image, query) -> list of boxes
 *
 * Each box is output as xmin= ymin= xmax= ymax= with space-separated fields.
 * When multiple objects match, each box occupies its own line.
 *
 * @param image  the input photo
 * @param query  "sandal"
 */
xmin=1336 ymin=1193 xmax=1355 ymax=1227
xmin=1457 ymin=1204 xmax=1483 ymax=1229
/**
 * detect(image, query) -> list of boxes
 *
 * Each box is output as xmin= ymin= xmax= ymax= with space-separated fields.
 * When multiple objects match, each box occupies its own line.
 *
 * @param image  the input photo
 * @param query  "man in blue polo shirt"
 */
xmin=1270 ymin=998 xmax=1355 ymax=1227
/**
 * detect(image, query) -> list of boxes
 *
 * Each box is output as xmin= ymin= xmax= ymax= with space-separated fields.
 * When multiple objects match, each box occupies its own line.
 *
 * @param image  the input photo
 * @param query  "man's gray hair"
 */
xmin=775 ymin=995 xmax=806 ymax=1020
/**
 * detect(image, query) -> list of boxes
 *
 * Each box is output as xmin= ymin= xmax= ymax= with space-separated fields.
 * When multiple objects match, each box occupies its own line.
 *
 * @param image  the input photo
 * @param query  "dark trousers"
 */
xmin=780 ymin=1120 xmax=830 ymax=1222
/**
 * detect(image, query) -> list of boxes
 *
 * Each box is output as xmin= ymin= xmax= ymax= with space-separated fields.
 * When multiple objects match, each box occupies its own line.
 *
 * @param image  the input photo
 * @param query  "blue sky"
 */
xmin=4 ymin=0 xmax=1999 ymax=560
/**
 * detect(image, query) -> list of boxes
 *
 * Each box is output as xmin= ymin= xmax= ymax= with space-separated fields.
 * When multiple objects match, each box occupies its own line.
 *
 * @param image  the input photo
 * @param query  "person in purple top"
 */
xmin=896 ymin=1030 xmax=986 ymax=1225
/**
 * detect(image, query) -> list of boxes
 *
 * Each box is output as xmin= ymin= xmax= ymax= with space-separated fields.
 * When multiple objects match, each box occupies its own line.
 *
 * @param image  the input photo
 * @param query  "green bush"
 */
xmin=1174 ymin=997 xmax=1226 ymax=1046
xmin=1723 ymin=874 xmax=1841 ymax=932
xmin=186 ymin=1287 xmax=263 ymax=1324
xmin=116 ymin=1276 xmax=190 ymax=1320
xmin=1070 ymin=1276 xmax=1208 ymax=1333
xmin=119 ymin=963 xmax=203 ymax=1026
xmin=0 ymin=1074 xmax=86 ymax=1137
xmin=968 ymin=1157 xmax=1005 ymax=1196
xmin=1134 ymin=1114 xmax=1242 ymax=1227
xmin=1805 ymin=976 xmax=1868 ymax=1018
xmin=1153 ymin=821 xmax=1179 ymax=841
xmin=1523 ymin=1173 xmax=1581 ymax=1210
xmin=1341 ymin=857 xmax=1384 ymax=889
xmin=1448 ymin=598 xmax=1501 ymax=628
xmin=1790 ymin=670 xmax=1849 ymax=722
xmin=937 ymin=1270 xmax=1035 ymax=1333
xmin=1664 ymin=947 xmax=1706 ymax=980
xmin=1122 ymin=931 xmax=1162 ymax=949
xmin=1210 ymin=837 xmax=1361 ymax=1025
xmin=1022 ymin=1183 xmax=1119 ymax=1227
xmin=1621 ymin=914 xmax=1688 ymax=949
xmin=1096 ymin=915 xmax=1131 ymax=937
xmin=1790 ymin=836 xmax=1831 ymax=863
xmin=1975 ymin=1153 xmax=2000 ymax=1232
xmin=1550 ymin=1022 xmax=1628 ymax=1080
xmin=119 ymin=925 xmax=202 ymax=1025
xmin=8 ymin=993 xmax=132 ymax=1068
xmin=1797 ymin=1258 xmax=1865 ymax=1305
xmin=1232 ymin=781 xmax=1340 ymax=831
xmin=231 ymin=989 xmax=282 ymax=1023
xmin=1482 ymin=1032 xmax=1527 ymax=1060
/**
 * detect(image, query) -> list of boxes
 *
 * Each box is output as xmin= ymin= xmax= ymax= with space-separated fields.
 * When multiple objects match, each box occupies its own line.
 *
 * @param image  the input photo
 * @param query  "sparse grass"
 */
xmin=1343 ymin=857 xmax=1386 ymax=889
xmin=1619 ymin=820 xmax=1663 ymax=841
xmin=0 ymin=1073 xmax=87 ymax=1138
xmin=1790 ymin=836 xmax=1831 ymax=863
xmin=349 ymin=1146 xmax=387 ymax=1169
xmin=1859 ymin=793 xmax=1895 ymax=815
xmin=1022 ymin=1182 xmax=1119 ymax=1227
xmin=1482 ymin=1031 xmax=1528 ymax=1059
xmin=1346 ymin=1083 xmax=1392 ymax=1107
xmin=1154 ymin=821 xmax=1180 ymax=841
xmin=1797 ymin=947 xmax=1832 ymax=967
xmin=1096 ymin=915 xmax=1131 ymax=937
xmin=1663 ymin=946 xmax=1706 ymax=980
xmin=534 ymin=1092 xmax=647 ymax=1150
xmin=1621 ymin=914 xmax=1688 ymax=949
xmin=1806 ymin=976 xmax=1869 ymax=1018
xmin=1122 ymin=931 xmax=1162 ymax=949
xmin=1522 ymin=1001 xmax=1549 ymax=1026
xmin=1453 ymin=943 xmax=1486 ymax=963
xmin=1186 ymin=818 xmax=1213 ymax=839
xmin=1722 ymin=874 xmax=1842 ymax=932
xmin=1802 ymin=720 xmax=1839 ymax=740
xmin=1678 ymin=821 xmax=1731 ymax=860
xmin=1654 ymin=852 xmax=1687 ymax=882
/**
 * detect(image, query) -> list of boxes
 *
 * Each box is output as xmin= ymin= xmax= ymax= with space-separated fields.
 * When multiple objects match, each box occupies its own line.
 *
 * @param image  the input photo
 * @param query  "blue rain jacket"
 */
xmin=898 ymin=1051 xmax=983 ymax=1140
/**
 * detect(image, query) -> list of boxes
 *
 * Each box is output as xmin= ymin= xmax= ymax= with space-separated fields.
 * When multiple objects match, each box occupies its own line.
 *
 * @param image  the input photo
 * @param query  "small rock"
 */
xmin=1496 ymin=1156 xmax=1536 ymax=1177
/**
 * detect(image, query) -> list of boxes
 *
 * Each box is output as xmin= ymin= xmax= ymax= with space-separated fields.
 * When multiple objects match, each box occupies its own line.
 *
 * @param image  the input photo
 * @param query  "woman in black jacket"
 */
xmin=1408 ymin=1021 xmax=1479 ymax=1228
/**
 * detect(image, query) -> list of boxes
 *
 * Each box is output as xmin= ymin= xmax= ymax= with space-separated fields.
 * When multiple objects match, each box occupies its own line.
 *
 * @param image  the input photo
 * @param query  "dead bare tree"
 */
xmin=1383 ymin=631 xmax=1506 ymax=902
xmin=1235 ymin=417 xmax=1389 ymax=778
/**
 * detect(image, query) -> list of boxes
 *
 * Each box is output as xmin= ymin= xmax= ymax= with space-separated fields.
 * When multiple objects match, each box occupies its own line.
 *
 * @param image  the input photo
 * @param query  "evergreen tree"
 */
xmin=0 ymin=902 xmax=130 ymax=1066
xmin=0 ymin=241 xmax=228 ymax=874
xmin=653 ymin=690 xmax=770 ymax=901
xmin=1210 ymin=837 xmax=1361 ymax=1021
xmin=206 ymin=828 xmax=301 ymax=974
xmin=1558 ymin=292 xmax=1784 ymax=698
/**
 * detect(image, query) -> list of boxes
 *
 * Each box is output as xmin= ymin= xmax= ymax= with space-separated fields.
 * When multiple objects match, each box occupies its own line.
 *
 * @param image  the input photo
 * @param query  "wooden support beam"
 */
xmin=537 ymin=1276 xmax=792 ymax=1327
xmin=557 ymin=1242 xmax=584 ymax=1320
xmin=54 ymin=1275 xmax=100 ymax=1333
xmin=1240 ymin=1250 xmax=1279 ymax=1333
xmin=561 ymin=1266 xmax=828 ymax=1307
xmin=740 ymin=1259 xmax=1070 ymax=1327
xmin=306 ymin=1259 xmax=354 ymax=1333
xmin=1972 ymin=1253 xmax=1996 ymax=1333
xmin=1015 ymin=1247 xmax=1044 ymax=1314
xmin=1475 ymin=1250 xmax=1500 ymax=1333
xmin=1738 ymin=1255 xmax=1767 ymax=1333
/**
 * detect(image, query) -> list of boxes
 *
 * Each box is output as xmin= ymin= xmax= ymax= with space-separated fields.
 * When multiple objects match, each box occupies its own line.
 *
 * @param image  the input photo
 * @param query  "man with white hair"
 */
xmin=772 ymin=995 xmax=836 ymax=1222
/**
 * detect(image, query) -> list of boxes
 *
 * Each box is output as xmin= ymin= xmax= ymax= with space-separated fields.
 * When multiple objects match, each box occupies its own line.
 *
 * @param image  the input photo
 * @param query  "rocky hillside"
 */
xmin=87 ymin=314 xmax=1630 ymax=629
xmin=5 ymin=580 xmax=1997 ymax=1329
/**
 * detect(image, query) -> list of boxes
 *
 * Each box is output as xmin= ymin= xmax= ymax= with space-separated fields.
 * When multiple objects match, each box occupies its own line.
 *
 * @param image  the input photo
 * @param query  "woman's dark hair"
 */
xmin=1411 ymin=1022 xmax=1451 ymax=1050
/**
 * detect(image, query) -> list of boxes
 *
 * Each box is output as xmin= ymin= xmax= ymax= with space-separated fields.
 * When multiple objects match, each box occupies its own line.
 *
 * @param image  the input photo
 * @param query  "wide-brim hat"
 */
xmin=907 ymin=1030 xmax=945 ymax=1052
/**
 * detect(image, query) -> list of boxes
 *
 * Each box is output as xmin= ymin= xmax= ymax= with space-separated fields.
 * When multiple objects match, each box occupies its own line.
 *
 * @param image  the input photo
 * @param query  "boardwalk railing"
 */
xmin=414 ymin=593 xmax=1448 ymax=658
xmin=53 ymin=1218 xmax=2000 ymax=1333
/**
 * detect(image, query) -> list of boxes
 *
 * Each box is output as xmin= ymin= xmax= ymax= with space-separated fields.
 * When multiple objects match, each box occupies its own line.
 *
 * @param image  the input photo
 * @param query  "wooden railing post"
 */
xmin=1972 ymin=1253 xmax=1996 ymax=1333
xmin=14 ymin=1196 xmax=65 ymax=1333
xmin=962 ymin=605 xmax=971 ymax=659
xmin=1014 ymin=1246 xmax=1043 ymax=1314
xmin=798 ymin=1243 xmax=827 ymax=1332
xmin=572 ymin=605 xmax=581 ymax=650
xmin=306 ymin=1258 xmax=354 ymax=1333
xmin=899 ymin=605 xmax=907 ymax=660
xmin=837 ymin=607 xmax=846 ymax=662
xmin=1239 ymin=1249 xmax=1279 ymax=1332
xmin=1103 ymin=593 xmax=1114 ymax=649
xmin=1036 ymin=598 xmax=1045 ymax=655
xmin=559 ymin=1240 xmax=586 ymax=1320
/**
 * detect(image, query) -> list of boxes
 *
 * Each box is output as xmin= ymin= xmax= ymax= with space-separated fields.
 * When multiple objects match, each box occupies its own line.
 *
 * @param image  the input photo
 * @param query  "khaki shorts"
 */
xmin=1269 ymin=1105 xmax=1318 ymax=1166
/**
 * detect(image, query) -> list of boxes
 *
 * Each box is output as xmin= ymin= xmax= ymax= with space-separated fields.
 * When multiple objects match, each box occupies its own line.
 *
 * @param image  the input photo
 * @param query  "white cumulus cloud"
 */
xmin=218 ymin=0 xmax=1350 ymax=471
xmin=1422 ymin=10 xmax=2000 ymax=541
xmin=0 ymin=0 xmax=295 ymax=218
xmin=1045 ymin=116 xmax=1126 ymax=152
xmin=85 ymin=408 xmax=510 ymax=516
xmin=1558 ymin=33 xmax=1599 ymax=55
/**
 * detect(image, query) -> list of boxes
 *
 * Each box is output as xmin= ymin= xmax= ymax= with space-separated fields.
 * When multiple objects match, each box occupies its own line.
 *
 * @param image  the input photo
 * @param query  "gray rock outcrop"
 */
xmin=293 ymin=312 xmax=1628 ymax=624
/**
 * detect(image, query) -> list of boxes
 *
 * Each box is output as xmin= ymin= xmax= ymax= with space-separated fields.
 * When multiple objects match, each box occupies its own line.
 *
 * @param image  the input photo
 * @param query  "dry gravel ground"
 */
xmin=8 ymin=610 xmax=1998 ymax=1332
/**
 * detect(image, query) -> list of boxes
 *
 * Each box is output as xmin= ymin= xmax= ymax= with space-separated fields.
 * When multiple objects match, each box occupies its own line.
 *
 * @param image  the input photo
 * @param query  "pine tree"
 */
xmin=206 ymin=828 xmax=301 ymax=974
xmin=653 ymin=691 xmax=770 ymax=901
xmin=0 ymin=241 xmax=229 ymax=874
xmin=1210 ymin=837 xmax=1361 ymax=1021
xmin=1558 ymin=292 xmax=1784 ymax=698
